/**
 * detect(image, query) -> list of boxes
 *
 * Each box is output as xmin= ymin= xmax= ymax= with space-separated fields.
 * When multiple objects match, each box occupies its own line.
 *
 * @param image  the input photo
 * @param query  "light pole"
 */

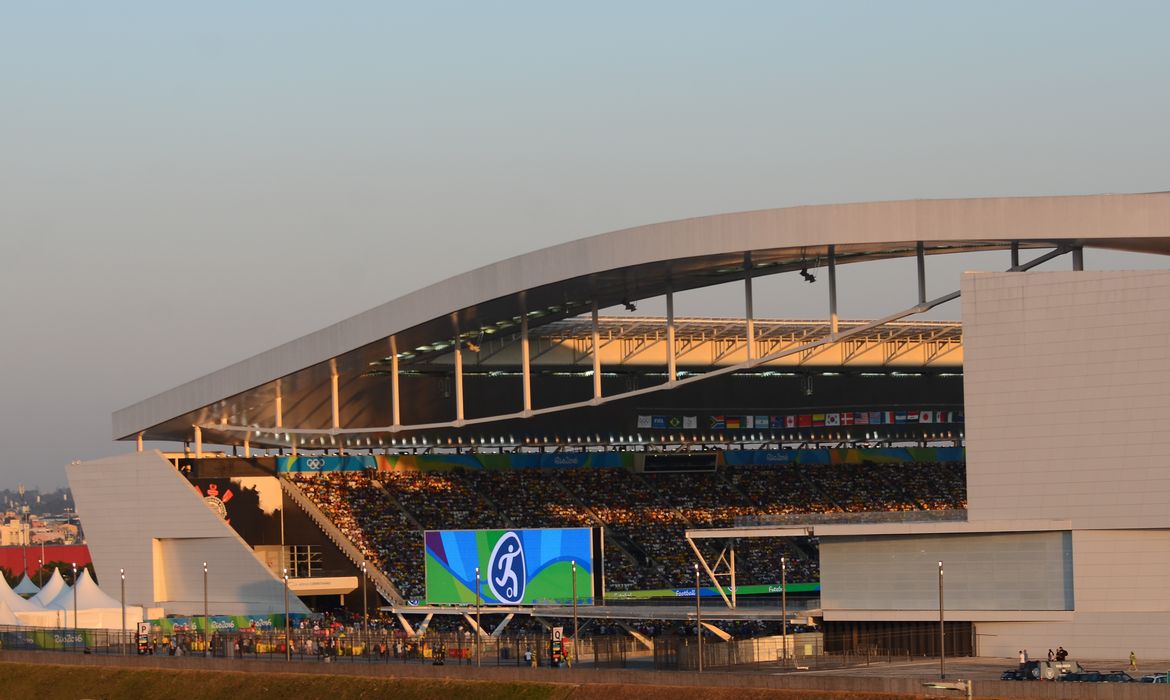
xmin=203 ymin=561 xmax=209 ymax=656
xmin=475 ymin=566 xmax=481 ymax=668
xmin=37 ymin=557 xmax=42 ymax=587
xmin=283 ymin=568 xmax=290 ymax=662
xmin=121 ymin=568 xmax=126 ymax=656
xmin=72 ymin=562 xmax=78 ymax=651
xmin=571 ymin=560 xmax=578 ymax=667
xmin=938 ymin=560 xmax=945 ymax=680
xmin=781 ymin=555 xmax=788 ymax=663
xmin=361 ymin=562 xmax=368 ymax=630
xmin=695 ymin=563 xmax=703 ymax=673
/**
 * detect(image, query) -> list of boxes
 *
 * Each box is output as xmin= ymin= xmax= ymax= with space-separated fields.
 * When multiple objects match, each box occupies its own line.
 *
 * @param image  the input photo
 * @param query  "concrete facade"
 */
xmin=66 ymin=451 xmax=308 ymax=616
xmin=816 ymin=271 xmax=1170 ymax=658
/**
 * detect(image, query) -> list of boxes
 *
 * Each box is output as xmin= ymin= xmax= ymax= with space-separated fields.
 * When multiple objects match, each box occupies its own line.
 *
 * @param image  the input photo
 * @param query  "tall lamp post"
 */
xmin=938 ymin=560 xmax=945 ymax=680
xmin=781 ymin=555 xmax=788 ymax=663
xmin=121 ymin=568 xmax=126 ymax=656
xmin=695 ymin=563 xmax=703 ymax=673
xmin=72 ymin=562 xmax=78 ymax=651
xmin=361 ymin=562 xmax=368 ymax=630
xmin=283 ymin=568 xmax=290 ymax=662
xmin=474 ymin=566 xmax=482 ymax=668
xmin=203 ymin=561 xmax=209 ymax=656
xmin=571 ymin=560 xmax=578 ymax=666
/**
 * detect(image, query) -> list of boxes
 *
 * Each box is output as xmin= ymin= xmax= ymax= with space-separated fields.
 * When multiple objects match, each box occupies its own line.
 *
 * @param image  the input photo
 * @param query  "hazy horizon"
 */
xmin=4 ymin=2 xmax=1170 ymax=488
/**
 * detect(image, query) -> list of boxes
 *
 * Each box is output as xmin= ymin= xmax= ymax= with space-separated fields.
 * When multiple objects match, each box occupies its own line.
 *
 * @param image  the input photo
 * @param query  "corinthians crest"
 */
xmin=194 ymin=482 xmax=233 ymax=522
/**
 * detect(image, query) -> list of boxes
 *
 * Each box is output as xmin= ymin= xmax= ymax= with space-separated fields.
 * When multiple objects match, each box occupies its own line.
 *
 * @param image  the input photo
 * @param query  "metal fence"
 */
xmin=0 ymin=625 xmax=644 ymax=669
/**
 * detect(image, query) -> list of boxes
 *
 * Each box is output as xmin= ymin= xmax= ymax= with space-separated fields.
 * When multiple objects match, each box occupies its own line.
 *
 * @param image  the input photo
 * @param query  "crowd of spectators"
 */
xmin=289 ymin=461 xmax=966 ymax=597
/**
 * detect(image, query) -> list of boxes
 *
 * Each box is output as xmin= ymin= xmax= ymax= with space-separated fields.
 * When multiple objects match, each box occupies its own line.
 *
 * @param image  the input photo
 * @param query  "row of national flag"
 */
xmin=637 ymin=410 xmax=962 ymax=430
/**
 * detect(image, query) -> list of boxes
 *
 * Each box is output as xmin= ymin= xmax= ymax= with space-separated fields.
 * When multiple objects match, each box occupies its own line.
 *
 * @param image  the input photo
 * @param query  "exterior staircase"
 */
xmin=279 ymin=476 xmax=406 ymax=607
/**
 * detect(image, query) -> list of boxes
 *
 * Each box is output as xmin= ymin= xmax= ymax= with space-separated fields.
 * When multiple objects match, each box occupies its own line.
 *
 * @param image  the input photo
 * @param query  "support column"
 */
xmin=243 ymin=435 xmax=250 ymax=458
xmin=193 ymin=426 xmax=203 ymax=459
xmin=1010 ymin=241 xmax=1020 ymax=269
xmin=744 ymin=253 xmax=755 ymax=363
xmin=454 ymin=323 xmax=465 ymax=422
xmin=916 ymin=241 xmax=927 ymax=304
xmin=730 ymin=542 xmax=737 ymax=609
xmin=390 ymin=337 xmax=401 ymax=427
xmin=828 ymin=245 xmax=838 ymax=336
xmin=521 ymin=314 xmax=532 ymax=413
xmin=136 ymin=433 xmax=143 ymax=453
xmin=1072 ymin=247 xmax=1084 ymax=271
xmin=330 ymin=360 xmax=340 ymax=430
xmin=591 ymin=302 xmax=602 ymax=400
xmin=666 ymin=288 xmax=677 ymax=383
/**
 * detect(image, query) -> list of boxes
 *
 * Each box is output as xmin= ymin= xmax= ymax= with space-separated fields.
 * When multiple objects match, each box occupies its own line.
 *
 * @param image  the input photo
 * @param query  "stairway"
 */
xmin=279 ymin=476 xmax=406 ymax=606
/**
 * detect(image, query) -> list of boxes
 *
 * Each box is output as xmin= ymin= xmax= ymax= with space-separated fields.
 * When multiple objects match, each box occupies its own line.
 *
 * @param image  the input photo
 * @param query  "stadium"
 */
xmin=63 ymin=192 xmax=1170 ymax=662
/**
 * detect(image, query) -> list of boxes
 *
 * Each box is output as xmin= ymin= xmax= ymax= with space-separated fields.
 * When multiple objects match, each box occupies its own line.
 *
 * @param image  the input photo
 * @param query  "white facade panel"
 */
xmin=67 ymin=451 xmax=308 ymax=616
xmin=963 ymin=270 xmax=1170 ymax=529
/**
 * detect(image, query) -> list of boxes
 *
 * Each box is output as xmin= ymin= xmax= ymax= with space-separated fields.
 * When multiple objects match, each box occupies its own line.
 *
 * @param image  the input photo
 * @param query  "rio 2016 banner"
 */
xmin=425 ymin=528 xmax=593 ymax=606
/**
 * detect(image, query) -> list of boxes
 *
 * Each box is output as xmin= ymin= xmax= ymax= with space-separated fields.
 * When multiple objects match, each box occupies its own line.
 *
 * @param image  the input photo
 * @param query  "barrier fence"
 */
xmin=0 ymin=625 xmax=965 ymax=672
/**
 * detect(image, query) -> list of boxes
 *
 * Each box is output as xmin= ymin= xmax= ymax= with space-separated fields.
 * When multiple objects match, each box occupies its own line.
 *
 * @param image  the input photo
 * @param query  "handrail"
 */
xmin=279 ymin=477 xmax=405 ymax=606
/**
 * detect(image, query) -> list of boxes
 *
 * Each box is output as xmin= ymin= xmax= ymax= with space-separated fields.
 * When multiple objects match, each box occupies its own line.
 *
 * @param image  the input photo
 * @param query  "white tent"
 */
xmin=30 ymin=568 xmax=66 ymax=607
xmin=24 ymin=569 xmax=142 ymax=630
xmin=0 ymin=573 xmax=43 ymax=613
xmin=46 ymin=570 xmax=120 ymax=610
xmin=13 ymin=574 xmax=40 ymax=597
xmin=0 ymin=599 xmax=22 ymax=626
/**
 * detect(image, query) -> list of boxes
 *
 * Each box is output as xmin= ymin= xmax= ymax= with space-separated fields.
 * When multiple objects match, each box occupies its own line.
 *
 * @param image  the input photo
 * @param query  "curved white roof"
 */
xmin=12 ymin=573 xmax=40 ymax=597
xmin=114 ymin=192 xmax=1170 ymax=442
xmin=0 ymin=574 xmax=42 ymax=613
xmin=31 ymin=568 xmax=67 ymax=608
xmin=45 ymin=569 xmax=121 ymax=611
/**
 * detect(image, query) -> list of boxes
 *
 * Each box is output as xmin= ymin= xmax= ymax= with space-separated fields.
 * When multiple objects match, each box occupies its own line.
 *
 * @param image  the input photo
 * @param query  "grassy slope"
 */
xmin=0 ymin=662 xmax=928 ymax=700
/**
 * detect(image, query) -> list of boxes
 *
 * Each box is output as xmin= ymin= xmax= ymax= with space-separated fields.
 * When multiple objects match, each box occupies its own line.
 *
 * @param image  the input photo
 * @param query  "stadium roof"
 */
xmin=115 ymin=192 xmax=1170 ymax=447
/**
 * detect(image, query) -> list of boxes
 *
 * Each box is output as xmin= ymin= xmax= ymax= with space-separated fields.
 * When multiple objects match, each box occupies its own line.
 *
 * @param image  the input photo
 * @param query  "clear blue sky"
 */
xmin=3 ymin=1 xmax=1169 ymax=487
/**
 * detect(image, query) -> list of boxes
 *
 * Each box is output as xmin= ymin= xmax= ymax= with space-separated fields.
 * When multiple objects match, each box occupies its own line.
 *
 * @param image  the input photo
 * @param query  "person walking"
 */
xmin=1130 ymin=651 xmax=1138 ymax=671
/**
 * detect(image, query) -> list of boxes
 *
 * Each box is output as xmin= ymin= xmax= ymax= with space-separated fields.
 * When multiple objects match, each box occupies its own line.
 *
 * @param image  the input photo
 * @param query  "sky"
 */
xmin=2 ymin=1 xmax=1170 ymax=489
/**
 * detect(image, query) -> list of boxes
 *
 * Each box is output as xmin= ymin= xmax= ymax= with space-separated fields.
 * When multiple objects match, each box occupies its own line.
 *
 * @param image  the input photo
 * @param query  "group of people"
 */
xmin=292 ymin=461 xmax=967 ymax=596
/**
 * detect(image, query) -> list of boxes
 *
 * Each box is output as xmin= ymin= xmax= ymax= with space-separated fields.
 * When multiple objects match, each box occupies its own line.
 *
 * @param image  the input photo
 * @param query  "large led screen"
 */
xmin=424 ymin=528 xmax=594 ymax=605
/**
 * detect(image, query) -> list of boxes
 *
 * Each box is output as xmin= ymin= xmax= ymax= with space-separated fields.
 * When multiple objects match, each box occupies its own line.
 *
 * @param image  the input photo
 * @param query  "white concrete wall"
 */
xmin=67 ymin=451 xmax=307 ymax=616
xmin=963 ymin=270 xmax=1170 ymax=528
xmin=821 ymin=532 xmax=1072 ymax=613
xmin=953 ymin=271 xmax=1170 ymax=657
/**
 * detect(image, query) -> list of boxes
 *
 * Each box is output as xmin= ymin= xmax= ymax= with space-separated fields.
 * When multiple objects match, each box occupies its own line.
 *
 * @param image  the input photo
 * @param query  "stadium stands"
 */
xmin=289 ymin=461 xmax=967 ymax=598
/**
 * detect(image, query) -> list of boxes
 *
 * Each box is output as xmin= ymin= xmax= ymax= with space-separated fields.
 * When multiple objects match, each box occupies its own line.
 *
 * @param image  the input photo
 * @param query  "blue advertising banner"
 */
xmin=425 ymin=528 xmax=594 ymax=605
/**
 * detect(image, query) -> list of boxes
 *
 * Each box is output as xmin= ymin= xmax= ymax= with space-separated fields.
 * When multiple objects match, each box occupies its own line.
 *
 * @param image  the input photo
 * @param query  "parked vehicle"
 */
xmin=1004 ymin=660 xmax=1083 ymax=680
xmin=1140 ymin=674 xmax=1169 ymax=684
xmin=1061 ymin=670 xmax=1135 ymax=683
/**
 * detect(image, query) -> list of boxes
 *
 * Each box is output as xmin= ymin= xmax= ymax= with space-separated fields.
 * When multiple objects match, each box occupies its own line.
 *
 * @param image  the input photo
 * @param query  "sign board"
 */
xmin=424 ymin=528 xmax=594 ymax=605
xmin=552 ymin=626 xmax=563 ymax=642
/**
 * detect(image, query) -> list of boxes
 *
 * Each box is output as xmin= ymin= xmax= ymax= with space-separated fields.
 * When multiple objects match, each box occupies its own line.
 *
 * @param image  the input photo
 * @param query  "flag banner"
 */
xmin=855 ymin=412 xmax=869 ymax=425
xmin=798 ymin=414 xmax=812 ymax=427
xmin=683 ymin=416 xmax=697 ymax=429
xmin=920 ymin=411 xmax=934 ymax=423
xmin=754 ymin=415 xmax=770 ymax=429
xmin=769 ymin=416 xmax=784 ymax=429
xmin=895 ymin=411 xmax=907 ymax=424
xmin=667 ymin=416 xmax=683 ymax=429
xmin=812 ymin=414 xmax=826 ymax=427
xmin=884 ymin=411 xmax=896 ymax=424
xmin=726 ymin=416 xmax=744 ymax=429
xmin=907 ymin=411 xmax=920 ymax=423
xmin=786 ymin=415 xmax=797 ymax=428
xmin=841 ymin=412 xmax=854 ymax=425
xmin=636 ymin=415 xmax=652 ymax=429
xmin=825 ymin=413 xmax=840 ymax=426
xmin=710 ymin=416 xmax=726 ymax=429
xmin=870 ymin=411 xmax=883 ymax=425
xmin=651 ymin=416 xmax=668 ymax=429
